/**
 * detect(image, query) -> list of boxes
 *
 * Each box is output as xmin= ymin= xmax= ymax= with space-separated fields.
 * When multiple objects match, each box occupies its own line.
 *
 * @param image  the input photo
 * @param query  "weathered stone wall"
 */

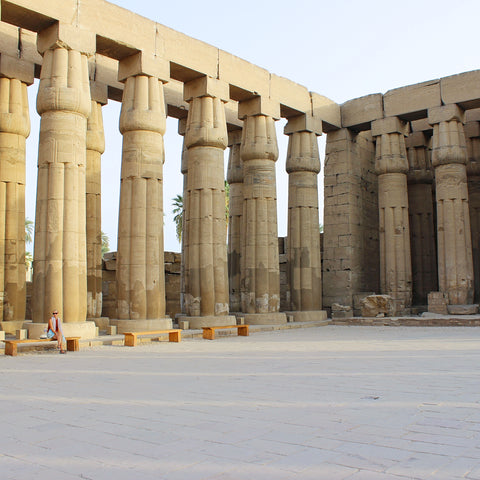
xmin=323 ymin=129 xmax=379 ymax=311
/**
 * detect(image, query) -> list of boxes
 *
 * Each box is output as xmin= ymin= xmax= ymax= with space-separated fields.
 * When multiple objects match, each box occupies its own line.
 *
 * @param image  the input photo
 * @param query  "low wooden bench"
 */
xmin=124 ymin=329 xmax=182 ymax=347
xmin=3 ymin=337 xmax=80 ymax=356
xmin=202 ymin=325 xmax=249 ymax=340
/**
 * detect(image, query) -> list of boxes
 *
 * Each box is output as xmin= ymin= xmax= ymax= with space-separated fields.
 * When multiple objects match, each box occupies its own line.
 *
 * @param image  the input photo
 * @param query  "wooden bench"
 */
xmin=3 ymin=337 xmax=80 ymax=356
xmin=124 ymin=329 xmax=182 ymax=347
xmin=202 ymin=325 xmax=249 ymax=340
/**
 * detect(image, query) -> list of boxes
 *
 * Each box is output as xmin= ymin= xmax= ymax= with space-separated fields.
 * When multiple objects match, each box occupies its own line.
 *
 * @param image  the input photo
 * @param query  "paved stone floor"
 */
xmin=2 ymin=325 xmax=480 ymax=479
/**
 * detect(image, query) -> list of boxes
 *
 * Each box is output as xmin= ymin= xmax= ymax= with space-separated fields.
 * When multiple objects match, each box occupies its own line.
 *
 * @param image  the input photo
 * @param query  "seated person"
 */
xmin=47 ymin=310 xmax=66 ymax=353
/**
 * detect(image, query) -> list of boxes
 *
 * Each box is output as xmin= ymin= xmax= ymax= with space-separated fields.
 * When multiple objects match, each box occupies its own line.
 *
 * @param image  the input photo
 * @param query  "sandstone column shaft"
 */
xmin=286 ymin=130 xmax=322 ymax=311
xmin=116 ymin=75 xmax=166 ymax=320
xmin=184 ymin=95 xmax=229 ymax=317
xmin=429 ymin=106 xmax=473 ymax=304
xmin=0 ymin=78 xmax=30 ymax=321
xmin=227 ymin=130 xmax=243 ymax=313
xmin=86 ymin=99 xmax=105 ymax=318
xmin=34 ymin=47 xmax=91 ymax=323
xmin=241 ymin=114 xmax=280 ymax=314
xmin=406 ymin=132 xmax=437 ymax=305
xmin=373 ymin=118 xmax=412 ymax=313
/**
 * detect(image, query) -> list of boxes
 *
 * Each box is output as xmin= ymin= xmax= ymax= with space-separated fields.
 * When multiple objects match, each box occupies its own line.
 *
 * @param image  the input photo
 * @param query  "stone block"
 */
xmin=0 ymin=330 xmax=5 ymax=340
xmin=238 ymin=96 xmax=281 ymax=120
xmin=104 ymin=258 xmax=116 ymax=271
xmin=383 ymin=80 xmax=441 ymax=118
xmin=236 ymin=317 xmax=245 ymax=325
xmin=165 ymin=262 xmax=181 ymax=274
xmin=16 ymin=329 xmax=27 ymax=340
xmin=164 ymin=251 xmax=175 ymax=263
xmin=174 ymin=253 xmax=182 ymax=263
xmin=371 ymin=117 xmax=409 ymax=137
xmin=428 ymin=104 xmax=464 ymax=125
xmin=441 ymin=70 xmax=480 ymax=109
xmin=284 ymin=113 xmax=323 ymax=135
xmin=341 ymin=94 xmax=383 ymax=130
xmin=411 ymin=118 xmax=433 ymax=133
xmin=447 ymin=304 xmax=479 ymax=315
xmin=178 ymin=320 xmax=189 ymax=330
xmin=37 ymin=22 xmax=96 ymax=55
xmin=466 ymin=108 xmax=480 ymax=123
xmin=107 ymin=325 xmax=117 ymax=335
xmin=0 ymin=54 xmax=34 ymax=85
xmin=118 ymin=51 xmax=169 ymax=83
xmin=184 ymin=76 xmax=230 ymax=102
xmin=353 ymin=292 xmax=376 ymax=315
xmin=311 ymin=93 xmax=342 ymax=132
xmin=270 ymin=74 xmax=311 ymax=114
xmin=360 ymin=295 xmax=395 ymax=317
xmin=427 ymin=291 xmax=448 ymax=314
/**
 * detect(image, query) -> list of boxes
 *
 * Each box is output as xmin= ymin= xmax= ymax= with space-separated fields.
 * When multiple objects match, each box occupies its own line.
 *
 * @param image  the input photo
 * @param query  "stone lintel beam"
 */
xmin=284 ymin=113 xmax=322 ymax=136
xmin=228 ymin=129 xmax=242 ymax=147
xmin=37 ymin=22 xmax=95 ymax=55
xmin=118 ymin=51 xmax=169 ymax=83
xmin=341 ymin=93 xmax=383 ymax=131
xmin=89 ymin=80 xmax=108 ymax=105
xmin=405 ymin=131 xmax=429 ymax=149
xmin=183 ymin=76 xmax=229 ymax=102
xmin=0 ymin=54 xmax=34 ymax=85
xmin=428 ymin=104 xmax=465 ymax=125
xmin=441 ymin=70 xmax=480 ymax=110
xmin=238 ymin=96 xmax=280 ymax=120
xmin=465 ymin=121 xmax=480 ymax=139
xmin=371 ymin=117 xmax=409 ymax=138
xmin=466 ymin=108 xmax=480 ymax=123
xmin=310 ymin=92 xmax=341 ymax=133
xmin=383 ymin=80 xmax=441 ymax=120
xmin=411 ymin=118 xmax=432 ymax=133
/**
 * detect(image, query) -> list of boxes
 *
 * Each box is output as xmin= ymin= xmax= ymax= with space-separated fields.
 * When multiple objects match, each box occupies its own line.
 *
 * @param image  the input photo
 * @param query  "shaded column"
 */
xmin=178 ymin=118 xmax=188 ymax=315
xmin=33 ymin=24 xmax=95 ymax=338
xmin=113 ymin=54 xmax=171 ymax=333
xmin=227 ymin=129 xmax=243 ymax=313
xmin=284 ymin=114 xmax=325 ymax=321
xmin=182 ymin=77 xmax=234 ymax=328
xmin=428 ymin=105 xmax=474 ymax=305
xmin=406 ymin=130 xmax=437 ymax=305
xmin=86 ymin=83 xmax=106 ymax=320
xmin=372 ymin=117 xmax=412 ymax=314
xmin=0 ymin=62 xmax=33 ymax=326
xmin=238 ymin=97 xmax=286 ymax=324
xmin=465 ymin=115 xmax=480 ymax=303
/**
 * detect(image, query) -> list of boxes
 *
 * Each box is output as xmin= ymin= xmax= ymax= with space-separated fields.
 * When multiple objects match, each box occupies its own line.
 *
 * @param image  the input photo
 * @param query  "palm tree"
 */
xmin=25 ymin=218 xmax=33 ymax=245
xmin=101 ymin=231 xmax=110 ymax=257
xmin=172 ymin=194 xmax=183 ymax=243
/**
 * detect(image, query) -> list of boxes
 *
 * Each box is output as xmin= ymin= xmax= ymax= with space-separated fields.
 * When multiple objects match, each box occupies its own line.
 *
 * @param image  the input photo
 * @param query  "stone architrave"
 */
xmin=465 ymin=120 xmax=480 ymax=303
xmin=405 ymin=131 xmax=437 ymax=305
xmin=285 ymin=116 xmax=323 ymax=318
xmin=182 ymin=77 xmax=235 ymax=328
xmin=372 ymin=117 xmax=412 ymax=314
xmin=114 ymin=74 xmax=171 ymax=333
xmin=0 ymin=77 xmax=30 ymax=324
xmin=33 ymin=28 xmax=95 ymax=337
xmin=86 ymin=95 xmax=105 ymax=319
xmin=227 ymin=129 xmax=243 ymax=313
xmin=239 ymin=99 xmax=286 ymax=325
xmin=428 ymin=105 xmax=474 ymax=305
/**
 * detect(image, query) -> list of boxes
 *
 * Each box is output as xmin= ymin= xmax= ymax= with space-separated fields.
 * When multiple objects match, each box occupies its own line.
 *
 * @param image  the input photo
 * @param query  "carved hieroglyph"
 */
xmin=33 ymin=46 xmax=90 ymax=323
xmin=0 ymin=78 xmax=30 ymax=321
xmin=286 ymin=130 xmax=322 ymax=311
xmin=116 ymin=75 xmax=166 ymax=320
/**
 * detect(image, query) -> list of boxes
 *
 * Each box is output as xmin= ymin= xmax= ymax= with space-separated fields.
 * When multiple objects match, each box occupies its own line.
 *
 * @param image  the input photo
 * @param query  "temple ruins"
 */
xmin=0 ymin=0 xmax=479 ymax=338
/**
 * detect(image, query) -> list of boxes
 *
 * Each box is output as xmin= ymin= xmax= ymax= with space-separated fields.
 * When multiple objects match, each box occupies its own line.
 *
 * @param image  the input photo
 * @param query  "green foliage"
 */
xmin=172 ymin=194 xmax=184 ymax=243
xmin=25 ymin=218 xmax=34 ymax=245
xmin=101 ymin=231 xmax=110 ymax=257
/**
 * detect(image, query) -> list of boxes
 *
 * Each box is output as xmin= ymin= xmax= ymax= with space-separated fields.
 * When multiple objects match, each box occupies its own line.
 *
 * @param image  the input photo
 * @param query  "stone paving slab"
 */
xmin=1 ymin=325 xmax=480 ymax=479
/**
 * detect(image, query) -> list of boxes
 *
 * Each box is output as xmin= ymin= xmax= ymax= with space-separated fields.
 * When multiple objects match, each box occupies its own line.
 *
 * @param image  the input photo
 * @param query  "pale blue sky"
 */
xmin=25 ymin=0 xmax=480 ymax=252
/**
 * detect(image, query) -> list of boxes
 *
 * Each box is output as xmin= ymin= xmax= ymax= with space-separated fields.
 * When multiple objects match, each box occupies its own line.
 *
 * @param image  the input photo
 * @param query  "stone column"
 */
xmin=178 ymin=118 xmax=188 ymax=315
xmin=238 ymin=97 xmax=286 ymax=324
xmin=428 ymin=105 xmax=474 ymax=305
xmin=182 ymin=76 xmax=235 ymax=328
xmin=372 ymin=117 xmax=412 ymax=314
xmin=227 ymin=129 xmax=243 ymax=313
xmin=284 ymin=114 xmax=326 ymax=321
xmin=113 ymin=55 xmax=171 ymax=333
xmin=465 ymin=117 xmax=480 ymax=303
xmin=406 ymin=130 xmax=437 ymax=306
xmin=33 ymin=24 xmax=96 ymax=338
xmin=0 ymin=59 xmax=33 ymax=330
xmin=86 ymin=83 xmax=106 ymax=320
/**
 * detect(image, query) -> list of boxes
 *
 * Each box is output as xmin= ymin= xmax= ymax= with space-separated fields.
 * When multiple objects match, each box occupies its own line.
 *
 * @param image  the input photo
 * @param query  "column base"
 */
xmin=284 ymin=311 xmax=328 ymax=322
xmin=244 ymin=312 xmax=287 ymax=325
xmin=447 ymin=304 xmax=479 ymax=315
xmin=88 ymin=317 xmax=110 ymax=331
xmin=0 ymin=320 xmax=32 ymax=335
xmin=186 ymin=315 xmax=236 ymax=329
xmin=109 ymin=318 xmax=173 ymax=334
xmin=26 ymin=321 xmax=97 ymax=339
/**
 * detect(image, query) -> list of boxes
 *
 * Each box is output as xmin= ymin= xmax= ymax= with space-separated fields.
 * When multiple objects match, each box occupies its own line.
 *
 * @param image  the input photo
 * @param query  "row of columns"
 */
xmin=0 ymin=22 xmax=325 ymax=335
xmin=372 ymin=105 xmax=475 ymax=313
